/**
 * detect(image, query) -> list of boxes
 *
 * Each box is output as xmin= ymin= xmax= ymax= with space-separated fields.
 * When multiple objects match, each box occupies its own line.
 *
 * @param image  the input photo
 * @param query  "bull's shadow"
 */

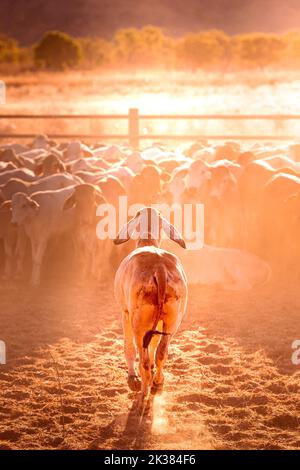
xmin=90 ymin=392 xmax=158 ymax=450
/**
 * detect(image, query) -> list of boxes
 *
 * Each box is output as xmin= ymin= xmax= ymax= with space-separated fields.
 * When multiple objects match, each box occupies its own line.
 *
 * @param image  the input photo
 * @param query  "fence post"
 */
xmin=129 ymin=108 xmax=139 ymax=148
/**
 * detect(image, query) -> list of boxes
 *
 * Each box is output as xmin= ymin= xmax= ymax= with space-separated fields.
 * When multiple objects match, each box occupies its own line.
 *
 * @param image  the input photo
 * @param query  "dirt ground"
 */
xmin=0 ymin=275 xmax=300 ymax=450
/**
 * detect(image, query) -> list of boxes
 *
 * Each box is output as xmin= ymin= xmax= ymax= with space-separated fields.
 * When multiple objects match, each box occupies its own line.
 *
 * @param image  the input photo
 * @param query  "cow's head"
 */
xmin=98 ymin=176 xmax=126 ymax=201
xmin=11 ymin=192 xmax=39 ymax=225
xmin=209 ymin=166 xmax=236 ymax=199
xmin=63 ymin=184 xmax=106 ymax=226
xmin=35 ymin=154 xmax=66 ymax=176
xmin=187 ymin=159 xmax=211 ymax=190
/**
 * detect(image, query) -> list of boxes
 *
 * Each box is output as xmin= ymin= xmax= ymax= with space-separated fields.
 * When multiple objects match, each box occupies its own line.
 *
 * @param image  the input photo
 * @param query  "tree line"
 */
xmin=1 ymin=27 xmax=300 ymax=71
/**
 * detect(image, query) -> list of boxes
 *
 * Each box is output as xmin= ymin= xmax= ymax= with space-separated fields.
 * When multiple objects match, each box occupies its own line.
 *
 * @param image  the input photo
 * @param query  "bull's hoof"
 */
xmin=151 ymin=380 xmax=164 ymax=394
xmin=127 ymin=374 xmax=141 ymax=392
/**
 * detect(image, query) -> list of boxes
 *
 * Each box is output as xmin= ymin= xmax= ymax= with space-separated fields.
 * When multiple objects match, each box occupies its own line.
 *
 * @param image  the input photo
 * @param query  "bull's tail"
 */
xmin=143 ymin=266 xmax=170 ymax=349
xmin=142 ymin=329 xmax=169 ymax=349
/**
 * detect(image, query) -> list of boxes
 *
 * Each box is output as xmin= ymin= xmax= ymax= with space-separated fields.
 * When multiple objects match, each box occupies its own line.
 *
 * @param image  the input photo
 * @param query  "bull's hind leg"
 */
xmin=137 ymin=342 xmax=152 ymax=400
xmin=153 ymin=334 xmax=171 ymax=389
xmin=122 ymin=310 xmax=140 ymax=391
xmin=149 ymin=320 xmax=163 ymax=373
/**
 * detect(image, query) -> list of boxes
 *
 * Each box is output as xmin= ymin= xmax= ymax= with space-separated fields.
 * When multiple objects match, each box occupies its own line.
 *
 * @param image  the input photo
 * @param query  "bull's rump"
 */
xmin=114 ymin=247 xmax=187 ymax=326
xmin=129 ymin=276 xmax=186 ymax=337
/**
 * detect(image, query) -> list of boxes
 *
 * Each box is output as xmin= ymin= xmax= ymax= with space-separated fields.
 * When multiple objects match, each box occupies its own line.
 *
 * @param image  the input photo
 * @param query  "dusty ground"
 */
xmin=0 ymin=276 xmax=300 ymax=450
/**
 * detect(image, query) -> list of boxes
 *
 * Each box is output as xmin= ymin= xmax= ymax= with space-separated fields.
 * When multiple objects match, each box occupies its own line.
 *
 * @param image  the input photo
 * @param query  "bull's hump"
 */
xmin=127 ymin=249 xmax=181 ymax=281
xmin=134 ymin=246 xmax=163 ymax=255
xmin=131 ymin=246 xmax=178 ymax=264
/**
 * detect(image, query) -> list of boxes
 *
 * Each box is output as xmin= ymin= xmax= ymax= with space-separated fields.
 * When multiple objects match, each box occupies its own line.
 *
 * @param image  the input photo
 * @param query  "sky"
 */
xmin=1 ymin=0 xmax=300 ymax=44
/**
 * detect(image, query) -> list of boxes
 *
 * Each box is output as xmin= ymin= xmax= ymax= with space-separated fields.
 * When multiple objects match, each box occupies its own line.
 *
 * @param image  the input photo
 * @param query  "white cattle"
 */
xmin=67 ymin=158 xmax=107 ymax=174
xmin=32 ymin=134 xmax=51 ymax=150
xmin=262 ymin=155 xmax=300 ymax=173
xmin=73 ymin=171 xmax=104 ymax=184
xmin=123 ymin=151 xmax=145 ymax=173
xmin=11 ymin=187 xmax=76 ymax=285
xmin=93 ymin=144 xmax=125 ymax=160
xmin=27 ymin=173 xmax=82 ymax=194
xmin=163 ymin=242 xmax=271 ymax=290
xmin=0 ymin=174 xmax=82 ymax=200
xmin=63 ymin=184 xmax=109 ymax=280
xmin=0 ymin=162 xmax=17 ymax=172
xmin=0 ymin=143 xmax=28 ymax=155
xmin=19 ymin=149 xmax=49 ymax=161
xmin=0 ymin=202 xmax=18 ymax=279
xmin=0 ymin=168 xmax=36 ymax=185
xmin=105 ymin=164 xmax=135 ymax=192
xmin=185 ymin=160 xmax=210 ymax=190
xmin=64 ymin=141 xmax=93 ymax=161
xmin=141 ymin=147 xmax=191 ymax=165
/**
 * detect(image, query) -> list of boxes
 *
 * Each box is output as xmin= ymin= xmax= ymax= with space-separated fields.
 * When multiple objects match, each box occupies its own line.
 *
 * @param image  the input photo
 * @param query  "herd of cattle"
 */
xmin=1 ymin=134 xmax=300 ymax=288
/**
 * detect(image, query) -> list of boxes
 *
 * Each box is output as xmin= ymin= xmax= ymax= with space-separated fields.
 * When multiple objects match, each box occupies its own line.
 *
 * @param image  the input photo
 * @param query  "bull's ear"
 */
xmin=15 ymin=155 xmax=24 ymax=167
xmin=114 ymin=215 xmax=139 ymax=245
xmin=161 ymin=217 xmax=186 ymax=249
xmin=28 ymin=198 xmax=40 ymax=210
xmin=35 ymin=163 xmax=44 ymax=176
xmin=0 ymin=200 xmax=12 ymax=212
xmin=63 ymin=194 xmax=76 ymax=211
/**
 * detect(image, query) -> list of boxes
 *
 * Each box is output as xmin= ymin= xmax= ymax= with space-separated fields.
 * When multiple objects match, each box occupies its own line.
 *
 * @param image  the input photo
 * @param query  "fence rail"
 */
xmin=1 ymin=108 xmax=300 ymax=146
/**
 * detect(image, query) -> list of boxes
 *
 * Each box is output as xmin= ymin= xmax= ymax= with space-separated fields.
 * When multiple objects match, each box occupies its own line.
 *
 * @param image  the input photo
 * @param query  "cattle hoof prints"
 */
xmin=0 ymin=280 xmax=299 ymax=450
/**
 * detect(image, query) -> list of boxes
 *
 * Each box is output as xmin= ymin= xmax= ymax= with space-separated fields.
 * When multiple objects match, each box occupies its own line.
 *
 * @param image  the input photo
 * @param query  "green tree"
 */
xmin=234 ymin=33 xmax=284 ymax=68
xmin=34 ymin=31 xmax=82 ymax=70
xmin=282 ymin=32 xmax=300 ymax=68
xmin=176 ymin=30 xmax=230 ymax=69
xmin=79 ymin=37 xmax=111 ymax=67
xmin=139 ymin=26 xmax=172 ymax=65
xmin=0 ymin=34 xmax=20 ymax=63
xmin=112 ymin=27 xmax=142 ymax=64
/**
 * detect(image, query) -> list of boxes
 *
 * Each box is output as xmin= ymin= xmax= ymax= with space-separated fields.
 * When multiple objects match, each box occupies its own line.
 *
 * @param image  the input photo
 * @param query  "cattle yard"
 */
xmin=1 ymin=279 xmax=300 ymax=450
xmin=0 ymin=70 xmax=300 ymax=450
xmin=1 ymin=110 xmax=300 ymax=144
